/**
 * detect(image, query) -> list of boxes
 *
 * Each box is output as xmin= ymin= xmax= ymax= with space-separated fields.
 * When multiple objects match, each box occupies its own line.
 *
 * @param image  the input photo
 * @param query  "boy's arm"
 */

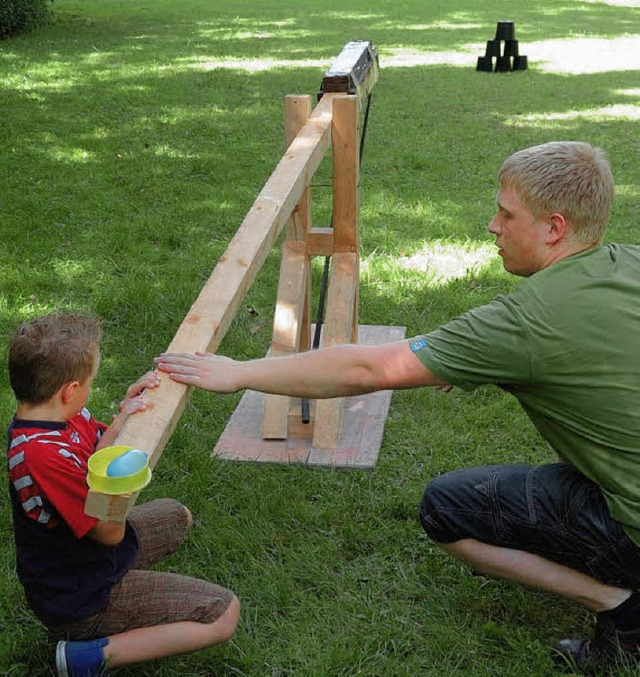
xmin=87 ymin=372 xmax=160 ymax=546
xmin=96 ymin=371 xmax=160 ymax=450
xmin=87 ymin=520 xmax=128 ymax=547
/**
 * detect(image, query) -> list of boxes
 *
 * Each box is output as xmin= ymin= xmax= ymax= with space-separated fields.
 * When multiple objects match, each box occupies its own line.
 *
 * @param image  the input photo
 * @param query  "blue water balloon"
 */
xmin=106 ymin=449 xmax=149 ymax=477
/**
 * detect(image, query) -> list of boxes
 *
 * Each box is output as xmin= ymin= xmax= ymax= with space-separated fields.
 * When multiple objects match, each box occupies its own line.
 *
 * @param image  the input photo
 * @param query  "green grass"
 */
xmin=2 ymin=0 xmax=640 ymax=674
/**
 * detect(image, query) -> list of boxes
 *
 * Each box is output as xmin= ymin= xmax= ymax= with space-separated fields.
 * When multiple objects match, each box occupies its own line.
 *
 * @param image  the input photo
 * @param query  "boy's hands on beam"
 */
xmin=118 ymin=370 xmax=161 ymax=413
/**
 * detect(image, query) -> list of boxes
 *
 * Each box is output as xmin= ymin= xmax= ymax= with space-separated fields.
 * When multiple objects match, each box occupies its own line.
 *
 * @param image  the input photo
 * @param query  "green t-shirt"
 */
xmin=411 ymin=244 xmax=640 ymax=545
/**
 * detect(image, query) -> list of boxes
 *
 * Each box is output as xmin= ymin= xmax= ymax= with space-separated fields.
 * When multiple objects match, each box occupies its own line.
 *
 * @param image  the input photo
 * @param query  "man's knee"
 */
xmin=419 ymin=467 xmax=493 ymax=544
xmin=419 ymin=473 xmax=459 ymax=542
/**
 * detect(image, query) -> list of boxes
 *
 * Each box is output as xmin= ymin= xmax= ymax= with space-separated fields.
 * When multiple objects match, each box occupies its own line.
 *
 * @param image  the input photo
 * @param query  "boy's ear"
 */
xmin=59 ymin=380 xmax=80 ymax=405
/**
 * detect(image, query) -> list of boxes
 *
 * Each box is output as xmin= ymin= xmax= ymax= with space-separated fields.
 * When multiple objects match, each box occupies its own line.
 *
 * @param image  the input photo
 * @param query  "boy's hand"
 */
xmin=118 ymin=371 xmax=161 ymax=412
xmin=119 ymin=394 xmax=148 ymax=416
xmin=98 ymin=371 xmax=161 ymax=449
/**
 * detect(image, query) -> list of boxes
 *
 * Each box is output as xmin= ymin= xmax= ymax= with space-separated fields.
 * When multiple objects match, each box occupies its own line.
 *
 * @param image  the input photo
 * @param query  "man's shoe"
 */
xmin=55 ymin=639 xmax=108 ymax=677
xmin=553 ymin=617 xmax=640 ymax=673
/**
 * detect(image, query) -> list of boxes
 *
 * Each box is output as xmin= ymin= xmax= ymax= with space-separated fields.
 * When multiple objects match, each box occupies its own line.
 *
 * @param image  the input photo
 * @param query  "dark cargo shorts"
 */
xmin=50 ymin=498 xmax=234 ymax=640
xmin=420 ymin=463 xmax=640 ymax=589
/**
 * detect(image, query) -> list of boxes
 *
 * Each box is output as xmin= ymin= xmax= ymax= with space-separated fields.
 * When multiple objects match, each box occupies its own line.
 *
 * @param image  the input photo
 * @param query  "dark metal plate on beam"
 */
xmin=319 ymin=40 xmax=379 ymax=100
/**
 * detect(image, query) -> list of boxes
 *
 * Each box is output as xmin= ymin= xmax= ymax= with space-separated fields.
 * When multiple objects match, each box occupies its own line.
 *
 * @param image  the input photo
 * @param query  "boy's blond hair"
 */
xmin=9 ymin=311 xmax=102 ymax=404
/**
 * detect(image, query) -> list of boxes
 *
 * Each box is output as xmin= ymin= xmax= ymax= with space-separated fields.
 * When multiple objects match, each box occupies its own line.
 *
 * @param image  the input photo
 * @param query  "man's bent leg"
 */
xmin=420 ymin=464 xmax=640 ymax=671
xmin=441 ymin=538 xmax=631 ymax=612
xmin=419 ymin=463 xmax=640 ymax=590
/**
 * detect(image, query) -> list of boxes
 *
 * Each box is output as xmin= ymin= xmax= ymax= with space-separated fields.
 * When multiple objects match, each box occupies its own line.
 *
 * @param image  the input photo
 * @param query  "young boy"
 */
xmin=6 ymin=311 xmax=240 ymax=677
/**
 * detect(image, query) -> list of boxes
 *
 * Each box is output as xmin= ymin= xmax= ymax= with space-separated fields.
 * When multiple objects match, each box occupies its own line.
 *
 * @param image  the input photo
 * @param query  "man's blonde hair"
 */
xmin=498 ymin=141 xmax=614 ymax=245
xmin=9 ymin=311 xmax=102 ymax=405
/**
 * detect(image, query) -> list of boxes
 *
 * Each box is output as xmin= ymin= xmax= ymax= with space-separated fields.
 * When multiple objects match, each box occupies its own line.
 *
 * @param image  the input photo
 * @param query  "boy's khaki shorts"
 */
xmin=50 ymin=498 xmax=234 ymax=640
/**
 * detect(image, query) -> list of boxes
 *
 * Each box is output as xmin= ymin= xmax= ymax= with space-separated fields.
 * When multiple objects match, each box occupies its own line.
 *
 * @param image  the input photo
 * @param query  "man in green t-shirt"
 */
xmin=155 ymin=141 xmax=640 ymax=672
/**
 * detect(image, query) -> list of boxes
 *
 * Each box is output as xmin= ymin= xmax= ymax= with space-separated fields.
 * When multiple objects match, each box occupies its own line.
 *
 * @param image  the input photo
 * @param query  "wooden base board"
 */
xmin=212 ymin=325 xmax=406 ymax=469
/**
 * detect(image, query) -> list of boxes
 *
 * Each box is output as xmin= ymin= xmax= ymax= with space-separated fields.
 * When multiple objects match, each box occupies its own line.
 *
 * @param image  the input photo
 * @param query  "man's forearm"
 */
xmin=232 ymin=344 xmax=379 ymax=399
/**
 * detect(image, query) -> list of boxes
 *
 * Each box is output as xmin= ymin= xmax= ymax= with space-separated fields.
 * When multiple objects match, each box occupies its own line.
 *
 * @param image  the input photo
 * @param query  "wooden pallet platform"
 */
xmin=212 ymin=325 xmax=406 ymax=469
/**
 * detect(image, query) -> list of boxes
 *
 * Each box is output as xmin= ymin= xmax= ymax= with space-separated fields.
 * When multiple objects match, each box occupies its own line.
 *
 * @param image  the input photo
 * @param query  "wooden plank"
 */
xmin=332 ymin=96 xmax=359 ymax=253
xmin=262 ymin=241 xmax=308 ymax=439
xmin=85 ymin=93 xmax=339 ymax=521
xmin=213 ymin=325 xmax=406 ymax=468
xmin=312 ymin=252 xmax=358 ymax=449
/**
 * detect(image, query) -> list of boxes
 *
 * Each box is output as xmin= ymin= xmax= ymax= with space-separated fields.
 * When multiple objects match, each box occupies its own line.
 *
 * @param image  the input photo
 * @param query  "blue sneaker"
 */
xmin=55 ymin=638 xmax=109 ymax=677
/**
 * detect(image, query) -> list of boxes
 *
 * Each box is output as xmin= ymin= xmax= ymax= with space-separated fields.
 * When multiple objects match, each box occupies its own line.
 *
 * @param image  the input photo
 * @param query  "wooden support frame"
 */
xmin=84 ymin=41 xmax=396 ymax=522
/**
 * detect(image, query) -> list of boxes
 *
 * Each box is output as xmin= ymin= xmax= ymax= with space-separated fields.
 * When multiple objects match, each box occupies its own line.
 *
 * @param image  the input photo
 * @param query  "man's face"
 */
xmin=488 ymin=185 xmax=550 ymax=277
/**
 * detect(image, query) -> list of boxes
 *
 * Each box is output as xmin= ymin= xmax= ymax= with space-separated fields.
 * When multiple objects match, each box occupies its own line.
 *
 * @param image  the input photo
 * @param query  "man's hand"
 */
xmin=154 ymin=353 xmax=239 ymax=393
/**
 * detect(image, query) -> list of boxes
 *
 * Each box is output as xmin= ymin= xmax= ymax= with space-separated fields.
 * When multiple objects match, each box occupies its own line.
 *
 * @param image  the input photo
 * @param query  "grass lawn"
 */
xmin=2 ymin=0 xmax=640 ymax=675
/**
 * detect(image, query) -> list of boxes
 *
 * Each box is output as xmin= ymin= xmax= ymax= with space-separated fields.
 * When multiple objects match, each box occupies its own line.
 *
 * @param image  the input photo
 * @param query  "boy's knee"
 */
xmin=154 ymin=498 xmax=192 ymax=532
xmin=214 ymin=595 xmax=240 ymax=642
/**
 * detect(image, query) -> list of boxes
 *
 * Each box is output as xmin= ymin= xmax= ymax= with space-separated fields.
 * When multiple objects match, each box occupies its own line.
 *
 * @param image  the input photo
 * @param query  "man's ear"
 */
xmin=59 ymin=380 xmax=80 ymax=405
xmin=547 ymin=212 xmax=569 ymax=245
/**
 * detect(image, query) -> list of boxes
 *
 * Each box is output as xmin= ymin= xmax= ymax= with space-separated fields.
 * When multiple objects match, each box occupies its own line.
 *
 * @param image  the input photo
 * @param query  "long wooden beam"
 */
xmin=85 ymin=93 xmax=341 ymax=521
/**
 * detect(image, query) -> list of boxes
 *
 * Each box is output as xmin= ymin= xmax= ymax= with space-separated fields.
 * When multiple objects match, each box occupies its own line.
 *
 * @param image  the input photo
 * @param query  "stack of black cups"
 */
xmin=477 ymin=21 xmax=528 ymax=72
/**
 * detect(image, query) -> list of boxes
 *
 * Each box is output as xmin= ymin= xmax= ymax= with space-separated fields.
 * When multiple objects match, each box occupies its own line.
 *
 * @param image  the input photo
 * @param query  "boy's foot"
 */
xmin=56 ymin=639 xmax=108 ymax=677
xmin=552 ymin=617 xmax=640 ymax=673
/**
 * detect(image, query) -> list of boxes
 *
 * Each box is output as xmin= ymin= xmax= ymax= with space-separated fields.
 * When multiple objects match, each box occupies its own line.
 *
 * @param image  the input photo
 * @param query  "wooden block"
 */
xmin=312 ymin=252 xmax=358 ymax=449
xmin=306 ymin=227 xmax=334 ymax=257
xmin=213 ymin=325 xmax=406 ymax=469
xmin=288 ymin=398 xmax=315 ymax=439
xmin=282 ymin=95 xmax=313 ymax=355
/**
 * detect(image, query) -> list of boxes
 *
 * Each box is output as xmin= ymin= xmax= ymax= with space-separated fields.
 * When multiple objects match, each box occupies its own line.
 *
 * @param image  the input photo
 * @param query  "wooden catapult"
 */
xmin=85 ymin=41 xmax=405 ymax=522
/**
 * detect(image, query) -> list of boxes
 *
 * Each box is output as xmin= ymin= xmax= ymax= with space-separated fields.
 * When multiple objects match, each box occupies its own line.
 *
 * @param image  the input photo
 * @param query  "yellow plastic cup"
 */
xmin=87 ymin=445 xmax=152 ymax=495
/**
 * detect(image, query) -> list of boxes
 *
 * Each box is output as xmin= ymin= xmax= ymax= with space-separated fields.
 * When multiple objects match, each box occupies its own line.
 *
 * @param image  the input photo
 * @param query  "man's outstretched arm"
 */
xmin=154 ymin=340 xmax=448 ymax=399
